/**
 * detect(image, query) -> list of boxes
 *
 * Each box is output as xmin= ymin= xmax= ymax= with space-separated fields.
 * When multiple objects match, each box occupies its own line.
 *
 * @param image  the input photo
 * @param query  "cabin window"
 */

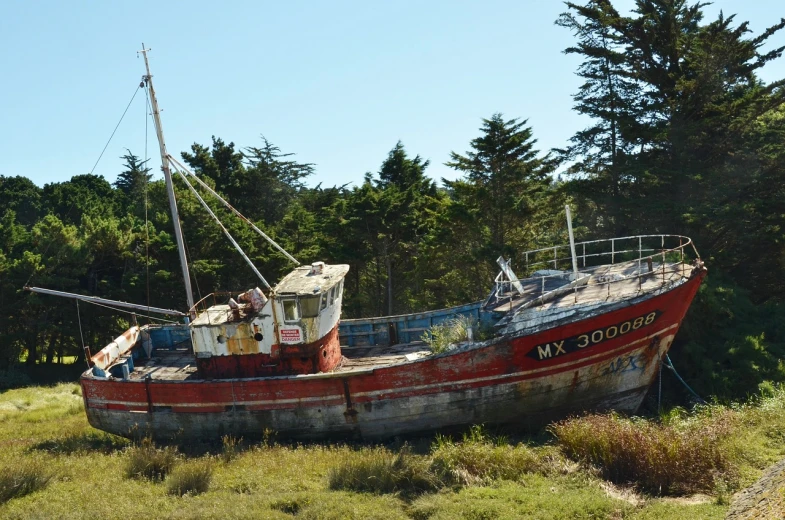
xmin=336 ymin=281 xmax=343 ymax=300
xmin=320 ymin=292 xmax=328 ymax=311
xmin=282 ymin=299 xmax=300 ymax=321
xmin=300 ymin=295 xmax=320 ymax=318
xmin=329 ymin=286 xmax=336 ymax=306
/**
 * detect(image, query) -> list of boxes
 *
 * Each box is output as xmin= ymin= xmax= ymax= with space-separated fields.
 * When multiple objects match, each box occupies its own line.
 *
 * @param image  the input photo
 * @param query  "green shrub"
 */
xmin=166 ymin=459 xmax=213 ymax=496
xmin=423 ymin=315 xmax=476 ymax=354
xmin=328 ymin=445 xmax=440 ymax=497
xmin=124 ymin=437 xmax=178 ymax=481
xmin=430 ymin=425 xmax=552 ymax=486
xmin=0 ymin=457 xmax=54 ymax=503
xmin=551 ymin=412 xmax=736 ymax=495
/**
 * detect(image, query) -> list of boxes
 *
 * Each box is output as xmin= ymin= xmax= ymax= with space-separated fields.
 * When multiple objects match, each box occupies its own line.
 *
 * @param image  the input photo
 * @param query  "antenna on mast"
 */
xmin=138 ymin=44 xmax=196 ymax=316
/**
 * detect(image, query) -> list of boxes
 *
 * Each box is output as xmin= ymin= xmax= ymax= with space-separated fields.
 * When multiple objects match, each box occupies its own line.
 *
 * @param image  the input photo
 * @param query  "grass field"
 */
xmin=0 ymin=383 xmax=783 ymax=519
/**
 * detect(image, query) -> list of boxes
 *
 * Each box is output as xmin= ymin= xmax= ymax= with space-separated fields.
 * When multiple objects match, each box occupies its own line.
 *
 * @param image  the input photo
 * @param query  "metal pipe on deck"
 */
xmin=565 ymin=205 xmax=579 ymax=281
xmin=25 ymin=287 xmax=186 ymax=316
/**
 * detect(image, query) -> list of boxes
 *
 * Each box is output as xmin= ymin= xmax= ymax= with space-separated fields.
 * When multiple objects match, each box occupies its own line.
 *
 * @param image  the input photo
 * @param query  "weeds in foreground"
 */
xmin=166 ymin=459 xmax=213 ymax=496
xmin=430 ymin=425 xmax=565 ymax=486
xmin=551 ymin=411 xmax=737 ymax=495
xmin=0 ymin=457 xmax=54 ymax=503
xmin=328 ymin=445 xmax=441 ymax=496
xmin=221 ymin=435 xmax=242 ymax=463
xmin=330 ymin=426 xmax=565 ymax=496
xmin=124 ymin=437 xmax=179 ymax=481
xmin=423 ymin=315 xmax=476 ymax=354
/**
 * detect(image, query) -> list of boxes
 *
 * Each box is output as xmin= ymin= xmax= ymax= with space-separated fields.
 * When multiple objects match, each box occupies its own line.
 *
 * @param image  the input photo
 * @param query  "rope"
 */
xmin=168 ymin=154 xmax=300 ymax=266
xmin=173 ymin=168 xmax=272 ymax=289
xmin=23 ymin=82 xmax=142 ymax=291
xmin=663 ymin=353 xmax=706 ymax=404
xmin=89 ymin=83 xmax=142 ymax=175
xmin=77 ymin=300 xmax=89 ymax=369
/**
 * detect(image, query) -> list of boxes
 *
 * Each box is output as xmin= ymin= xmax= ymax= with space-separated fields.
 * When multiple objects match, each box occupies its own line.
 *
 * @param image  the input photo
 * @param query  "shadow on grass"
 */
xmin=31 ymin=431 xmax=130 ymax=455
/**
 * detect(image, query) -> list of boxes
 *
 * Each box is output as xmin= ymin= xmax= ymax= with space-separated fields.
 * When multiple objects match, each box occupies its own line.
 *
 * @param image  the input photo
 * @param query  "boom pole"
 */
xmin=139 ymin=44 xmax=195 ymax=314
xmin=25 ymin=287 xmax=186 ymax=317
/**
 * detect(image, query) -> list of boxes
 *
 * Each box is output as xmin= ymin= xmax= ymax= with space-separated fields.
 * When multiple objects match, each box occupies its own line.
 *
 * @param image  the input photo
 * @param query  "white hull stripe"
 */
xmin=88 ymin=324 xmax=677 ymax=409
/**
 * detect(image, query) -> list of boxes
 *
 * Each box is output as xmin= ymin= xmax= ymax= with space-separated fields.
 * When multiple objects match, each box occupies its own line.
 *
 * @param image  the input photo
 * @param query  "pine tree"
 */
xmin=446 ymin=114 xmax=554 ymax=259
xmin=113 ymin=150 xmax=152 ymax=214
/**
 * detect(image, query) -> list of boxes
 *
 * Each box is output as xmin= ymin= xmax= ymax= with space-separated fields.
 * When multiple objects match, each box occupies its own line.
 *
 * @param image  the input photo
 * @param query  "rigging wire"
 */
xmin=76 ymin=300 xmax=88 ymax=369
xmin=172 ymin=167 xmax=272 ymax=289
xmin=182 ymin=231 xmax=204 ymax=307
xmin=89 ymin=83 xmax=142 ymax=176
xmin=139 ymin=82 xmax=202 ymax=311
xmin=23 ymin=82 xmax=143 ymax=291
xmin=144 ymin=85 xmax=152 ymax=320
xmin=85 ymin=298 xmax=178 ymax=324
xmin=167 ymin=154 xmax=299 ymax=266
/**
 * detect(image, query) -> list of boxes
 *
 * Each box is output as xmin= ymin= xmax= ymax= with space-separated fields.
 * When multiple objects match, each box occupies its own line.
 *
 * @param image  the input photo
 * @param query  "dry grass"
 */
xmin=0 ymin=457 xmax=54 ymax=504
xmin=3 ymin=383 xmax=784 ymax=518
xmin=166 ymin=459 xmax=213 ymax=496
xmin=124 ymin=437 xmax=179 ymax=482
xmin=551 ymin=411 xmax=737 ymax=495
xmin=328 ymin=445 xmax=440 ymax=497
xmin=430 ymin=425 xmax=564 ymax=486
xmin=330 ymin=426 xmax=567 ymax=496
xmin=221 ymin=435 xmax=242 ymax=463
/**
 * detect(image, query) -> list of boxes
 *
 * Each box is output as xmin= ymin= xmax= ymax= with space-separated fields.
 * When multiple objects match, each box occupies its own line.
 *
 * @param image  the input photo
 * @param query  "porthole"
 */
xmin=254 ymin=332 xmax=264 ymax=342
xmin=217 ymin=335 xmax=226 ymax=344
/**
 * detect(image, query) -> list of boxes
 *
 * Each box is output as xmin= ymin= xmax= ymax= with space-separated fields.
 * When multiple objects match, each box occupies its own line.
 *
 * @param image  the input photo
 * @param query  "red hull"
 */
xmin=81 ymin=269 xmax=705 ymax=440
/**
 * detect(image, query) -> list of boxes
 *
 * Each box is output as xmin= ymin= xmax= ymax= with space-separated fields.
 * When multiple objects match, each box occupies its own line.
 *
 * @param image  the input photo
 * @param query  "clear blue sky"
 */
xmin=1 ymin=1 xmax=783 ymax=189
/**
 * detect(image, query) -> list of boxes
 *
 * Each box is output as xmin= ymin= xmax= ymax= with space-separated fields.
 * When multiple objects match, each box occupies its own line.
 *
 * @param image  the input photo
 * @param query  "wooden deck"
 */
xmin=336 ymin=343 xmax=431 ymax=373
xmin=491 ymin=261 xmax=689 ymax=313
xmin=123 ymin=261 xmax=692 ymax=381
xmin=129 ymin=348 xmax=198 ymax=381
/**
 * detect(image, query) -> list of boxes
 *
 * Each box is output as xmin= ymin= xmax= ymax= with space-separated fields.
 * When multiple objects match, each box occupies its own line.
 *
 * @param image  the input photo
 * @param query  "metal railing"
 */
xmin=493 ymin=235 xmax=700 ymax=308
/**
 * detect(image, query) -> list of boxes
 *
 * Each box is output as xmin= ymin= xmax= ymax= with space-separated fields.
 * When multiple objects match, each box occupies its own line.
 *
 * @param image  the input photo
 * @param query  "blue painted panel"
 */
xmin=339 ymin=301 xmax=503 ymax=347
xmin=148 ymin=325 xmax=192 ymax=350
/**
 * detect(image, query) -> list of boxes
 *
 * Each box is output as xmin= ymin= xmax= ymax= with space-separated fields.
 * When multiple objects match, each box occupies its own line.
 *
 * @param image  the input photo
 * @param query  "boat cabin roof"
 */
xmin=274 ymin=263 xmax=349 ymax=297
xmin=191 ymin=304 xmax=253 ymax=327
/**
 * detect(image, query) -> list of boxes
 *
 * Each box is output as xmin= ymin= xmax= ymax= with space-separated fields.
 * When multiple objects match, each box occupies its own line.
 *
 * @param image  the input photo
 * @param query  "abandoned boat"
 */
xmin=29 ymin=49 xmax=706 ymax=441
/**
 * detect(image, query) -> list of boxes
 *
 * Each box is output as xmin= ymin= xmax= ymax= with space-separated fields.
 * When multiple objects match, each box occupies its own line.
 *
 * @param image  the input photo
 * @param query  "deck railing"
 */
xmin=493 ymin=235 xmax=701 ymax=308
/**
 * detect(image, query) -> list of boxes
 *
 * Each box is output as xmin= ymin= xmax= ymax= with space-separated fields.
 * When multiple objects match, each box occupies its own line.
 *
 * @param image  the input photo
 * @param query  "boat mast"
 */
xmin=139 ymin=45 xmax=195 ymax=314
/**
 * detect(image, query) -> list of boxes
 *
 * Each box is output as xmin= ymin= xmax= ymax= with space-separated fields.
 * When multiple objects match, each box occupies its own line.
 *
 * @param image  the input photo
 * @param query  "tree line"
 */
xmin=1 ymin=0 xmax=784 ymax=398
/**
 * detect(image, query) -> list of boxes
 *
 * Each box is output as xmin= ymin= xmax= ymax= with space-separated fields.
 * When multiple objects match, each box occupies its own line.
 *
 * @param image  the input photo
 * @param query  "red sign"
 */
xmin=280 ymin=328 xmax=302 ymax=343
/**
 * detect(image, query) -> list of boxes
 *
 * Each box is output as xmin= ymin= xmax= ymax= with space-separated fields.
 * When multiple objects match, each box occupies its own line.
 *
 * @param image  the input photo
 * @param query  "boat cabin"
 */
xmin=189 ymin=262 xmax=349 ymax=378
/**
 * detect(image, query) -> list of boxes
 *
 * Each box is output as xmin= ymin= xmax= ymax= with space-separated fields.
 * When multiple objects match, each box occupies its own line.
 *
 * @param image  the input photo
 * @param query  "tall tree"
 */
xmin=556 ymin=1 xmax=643 ymax=235
xmin=241 ymin=138 xmax=315 ymax=225
xmin=0 ymin=176 xmax=42 ymax=227
xmin=113 ymin=150 xmax=152 ymax=216
xmin=446 ymin=114 xmax=555 ymax=260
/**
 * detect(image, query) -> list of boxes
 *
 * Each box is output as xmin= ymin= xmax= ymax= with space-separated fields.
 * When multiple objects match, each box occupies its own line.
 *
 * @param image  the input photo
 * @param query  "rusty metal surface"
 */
xmin=91 ymin=327 xmax=140 ymax=369
xmin=80 ymin=270 xmax=704 ymax=441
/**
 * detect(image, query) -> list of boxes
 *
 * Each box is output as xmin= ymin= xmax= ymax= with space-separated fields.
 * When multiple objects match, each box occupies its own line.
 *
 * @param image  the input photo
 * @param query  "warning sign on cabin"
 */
xmin=280 ymin=328 xmax=303 ymax=344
